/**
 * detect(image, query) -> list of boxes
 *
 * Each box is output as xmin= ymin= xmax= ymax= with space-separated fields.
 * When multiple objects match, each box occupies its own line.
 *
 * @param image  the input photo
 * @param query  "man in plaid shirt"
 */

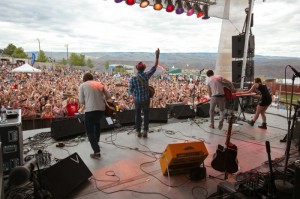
xmin=129 ymin=48 xmax=160 ymax=138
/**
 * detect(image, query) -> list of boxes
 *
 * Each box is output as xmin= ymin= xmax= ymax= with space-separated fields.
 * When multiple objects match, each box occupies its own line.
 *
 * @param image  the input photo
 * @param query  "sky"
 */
xmin=0 ymin=0 xmax=299 ymax=57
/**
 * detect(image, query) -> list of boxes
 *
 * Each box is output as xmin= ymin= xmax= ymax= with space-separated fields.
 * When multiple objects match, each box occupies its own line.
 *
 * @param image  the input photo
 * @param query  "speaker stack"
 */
xmin=232 ymin=34 xmax=255 ymax=58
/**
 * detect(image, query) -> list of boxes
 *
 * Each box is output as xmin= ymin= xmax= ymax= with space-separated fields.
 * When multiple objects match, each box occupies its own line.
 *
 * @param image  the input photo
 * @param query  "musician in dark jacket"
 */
xmin=236 ymin=77 xmax=272 ymax=129
xmin=128 ymin=48 xmax=160 ymax=138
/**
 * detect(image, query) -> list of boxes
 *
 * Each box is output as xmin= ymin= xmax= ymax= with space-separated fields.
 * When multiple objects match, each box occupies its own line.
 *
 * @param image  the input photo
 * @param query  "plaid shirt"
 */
xmin=129 ymin=66 xmax=156 ymax=102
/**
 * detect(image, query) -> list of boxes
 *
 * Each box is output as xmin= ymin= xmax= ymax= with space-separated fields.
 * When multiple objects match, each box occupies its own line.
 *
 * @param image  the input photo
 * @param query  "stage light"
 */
xmin=153 ymin=0 xmax=163 ymax=10
xmin=194 ymin=4 xmax=203 ymax=18
xmin=126 ymin=0 xmax=135 ymax=6
xmin=165 ymin=0 xmax=175 ymax=12
xmin=184 ymin=2 xmax=194 ymax=16
xmin=115 ymin=0 xmax=123 ymax=3
xmin=140 ymin=0 xmax=149 ymax=8
xmin=175 ymin=0 xmax=184 ymax=15
xmin=202 ymin=4 xmax=210 ymax=19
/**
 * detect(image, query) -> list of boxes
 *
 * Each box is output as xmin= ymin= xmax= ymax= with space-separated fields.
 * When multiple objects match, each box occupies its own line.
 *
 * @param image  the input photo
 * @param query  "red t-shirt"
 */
xmin=66 ymin=102 xmax=78 ymax=116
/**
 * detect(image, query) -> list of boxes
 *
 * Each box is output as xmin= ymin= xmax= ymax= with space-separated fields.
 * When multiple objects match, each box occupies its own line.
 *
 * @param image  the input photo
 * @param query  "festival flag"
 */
xmin=31 ymin=53 xmax=36 ymax=66
xmin=158 ymin=64 xmax=166 ymax=71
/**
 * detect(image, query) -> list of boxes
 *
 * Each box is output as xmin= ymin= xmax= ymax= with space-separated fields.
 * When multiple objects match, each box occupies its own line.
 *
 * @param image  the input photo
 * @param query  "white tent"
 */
xmin=11 ymin=63 xmax=42 ymax=73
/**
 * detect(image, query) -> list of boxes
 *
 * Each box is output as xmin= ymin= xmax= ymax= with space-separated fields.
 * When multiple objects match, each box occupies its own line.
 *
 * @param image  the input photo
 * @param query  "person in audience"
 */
xmin=65 ymin=97 xmax=79 ymax=117
xmin=128 ymin=48 xmax=160 ymax=138
xmin=40 ymin=103 xmax=53 ymax=119
xmin=79 ymin=72 xmax=112 ymax=159
xmin=52 ymin=99 xmax=65 ymax=118
xmin=236 ymin=77 xmax=272 ymax=129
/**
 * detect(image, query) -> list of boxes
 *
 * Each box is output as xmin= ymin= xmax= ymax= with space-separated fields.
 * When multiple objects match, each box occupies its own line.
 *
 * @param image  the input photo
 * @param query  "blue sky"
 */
xmin=0 ymin=0 xmax=299 ymax=57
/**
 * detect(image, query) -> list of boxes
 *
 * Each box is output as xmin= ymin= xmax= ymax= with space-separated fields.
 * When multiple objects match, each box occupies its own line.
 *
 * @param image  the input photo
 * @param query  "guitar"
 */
xmin=104 ymin=99 xmax=116 ymax=117
xmin=211 ymin=113 xmax=239 ymax=173
xmin=223 ymin=86 xmax=234 ymax=100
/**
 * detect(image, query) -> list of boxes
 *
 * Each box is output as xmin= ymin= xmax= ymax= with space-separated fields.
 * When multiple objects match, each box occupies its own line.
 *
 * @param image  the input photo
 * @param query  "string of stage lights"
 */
xmin=114 ymin=0 xmax=214 ymax=19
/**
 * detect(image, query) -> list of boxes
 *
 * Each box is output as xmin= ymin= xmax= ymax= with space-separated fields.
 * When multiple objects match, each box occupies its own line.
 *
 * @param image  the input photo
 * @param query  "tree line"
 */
xmin=0 ymin=43 xmax=95 ymax=68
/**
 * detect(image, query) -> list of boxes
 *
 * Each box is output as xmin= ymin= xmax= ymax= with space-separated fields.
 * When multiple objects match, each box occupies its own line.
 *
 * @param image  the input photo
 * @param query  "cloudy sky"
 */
xmin=0 ymin=0 xmax=299 ymax=57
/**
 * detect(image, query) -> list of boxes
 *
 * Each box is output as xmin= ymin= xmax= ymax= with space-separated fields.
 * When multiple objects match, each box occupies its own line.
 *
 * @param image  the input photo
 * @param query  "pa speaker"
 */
xmin=172 ymin=105 xmax=195 ymax=119
xmin=51 ymin=117 xmax=85 ymax=140
xmin=159 ymin=141 xmax=208 ymax=175
xmin=232 ymin=34 xmax=255 ymax=58
xmin=116 ymin=110 xmax=135 ymax=126
xmin=39 ymin=153 xmax=92 ymax=199
xmin=149 ymin=108 xmax=168 ymax=123
xmin=232 ymin=60 xmax=254 ymax=83
xmin=196 ymin=103 xmax=210 ymax=117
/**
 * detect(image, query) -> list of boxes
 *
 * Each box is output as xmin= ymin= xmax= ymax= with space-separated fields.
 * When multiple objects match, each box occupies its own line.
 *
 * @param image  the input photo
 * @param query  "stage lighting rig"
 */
xmin=115 ymin=0 xmax=215 ymax=19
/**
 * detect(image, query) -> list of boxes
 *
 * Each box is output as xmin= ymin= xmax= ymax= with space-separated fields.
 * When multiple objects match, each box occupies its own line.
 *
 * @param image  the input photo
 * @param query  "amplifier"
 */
xmin=159 ymin=141 xmax=208 ymax=175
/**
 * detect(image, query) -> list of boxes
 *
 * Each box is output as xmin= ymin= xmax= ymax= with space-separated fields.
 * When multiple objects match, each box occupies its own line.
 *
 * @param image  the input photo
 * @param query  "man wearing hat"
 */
xmin=128 ymin=48 xmax=160 ymax=138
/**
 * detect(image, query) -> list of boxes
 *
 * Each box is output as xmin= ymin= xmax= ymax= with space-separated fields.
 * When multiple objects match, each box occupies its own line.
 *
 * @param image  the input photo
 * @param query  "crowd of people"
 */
xmin=0 ymin=61 xmax=210 ymax=120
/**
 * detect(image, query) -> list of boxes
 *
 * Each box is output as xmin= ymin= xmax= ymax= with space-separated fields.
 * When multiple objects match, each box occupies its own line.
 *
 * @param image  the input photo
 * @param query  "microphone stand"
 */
xmin=274 ymin=74 xmax=295 ymax=197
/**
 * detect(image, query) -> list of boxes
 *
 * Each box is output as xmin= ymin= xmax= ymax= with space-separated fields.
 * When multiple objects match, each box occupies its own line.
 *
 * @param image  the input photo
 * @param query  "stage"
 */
xmin=6 ymin=107 xmax=300 ymax=199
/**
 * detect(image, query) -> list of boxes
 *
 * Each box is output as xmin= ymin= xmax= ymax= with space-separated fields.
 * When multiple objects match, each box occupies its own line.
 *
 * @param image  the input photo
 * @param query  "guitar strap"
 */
xmin=136 ymin=75 xmax=150 ymax=92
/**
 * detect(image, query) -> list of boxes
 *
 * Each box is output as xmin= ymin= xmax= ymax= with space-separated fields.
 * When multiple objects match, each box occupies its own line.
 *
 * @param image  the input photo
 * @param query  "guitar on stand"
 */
xmin=211 ymin=113 xmax=239 ymax=179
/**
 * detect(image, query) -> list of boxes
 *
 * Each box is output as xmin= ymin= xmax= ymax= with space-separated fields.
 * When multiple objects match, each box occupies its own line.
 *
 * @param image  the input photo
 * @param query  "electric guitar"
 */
xmin=211 ymin=113 xmax=239 ymax=173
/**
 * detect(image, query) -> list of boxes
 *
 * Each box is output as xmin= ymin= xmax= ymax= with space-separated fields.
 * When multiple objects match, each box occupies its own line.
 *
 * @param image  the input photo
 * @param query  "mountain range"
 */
xmin=45 ymin=52 xmax=300 ymax=79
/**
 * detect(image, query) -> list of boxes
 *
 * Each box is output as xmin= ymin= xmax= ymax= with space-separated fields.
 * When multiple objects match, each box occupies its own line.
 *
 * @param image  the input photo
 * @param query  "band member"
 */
xmin=128 ymin=48 xmax=160 ymax=138
xmin=236 ymin=77 xmax=271 ymax=129
xmin=79 ymin=73 xmax=111 ymax=159
xmin=206 ymin=70 xmax=234 ymax=130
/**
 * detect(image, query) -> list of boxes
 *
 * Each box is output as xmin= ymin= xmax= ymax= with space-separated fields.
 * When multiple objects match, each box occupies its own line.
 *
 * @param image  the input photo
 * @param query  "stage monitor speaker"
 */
xmin=232 ymin=60 xmax=254 ymax=83
xmin=232 ymin=34 xmax=255 ymax=58
xmin=51 ymin=117 xmax=85 ymax=140
xmin=116 ymin=110 xmax=135 ymax=126
xmin=166 ymin=103 xmax=185 ymax=113
xmin=172 ymin=105 xmax=195 ymax=119
xmin=149 ymin=108 xmax=168 ymax=123
xmin=100 ymin=116 xmax=115 ymax=131
xmin=196 ymin=103 xmax=210 ymax=117
xmin=74 ymin=113 xmax=114 ymax=131
xmin=159 ymin=141 xmax=208 ymax=175
xmin=39 ymin=153 xmax=92 ymax=199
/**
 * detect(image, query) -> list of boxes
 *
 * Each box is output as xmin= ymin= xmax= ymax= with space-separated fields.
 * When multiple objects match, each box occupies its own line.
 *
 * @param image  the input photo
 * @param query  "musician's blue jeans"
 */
xmin=134 ymin=99 xmax=150 ymax=132
xmin=84 ymin=110 xmax=104 ymax=153
xmin=209 ymin=96 xmax=225 ymax=126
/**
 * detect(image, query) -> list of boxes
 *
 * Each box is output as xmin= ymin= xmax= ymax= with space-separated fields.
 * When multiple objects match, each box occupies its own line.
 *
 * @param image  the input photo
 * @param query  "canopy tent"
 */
xmin=11 ymin=63 xmax=41 ymax=73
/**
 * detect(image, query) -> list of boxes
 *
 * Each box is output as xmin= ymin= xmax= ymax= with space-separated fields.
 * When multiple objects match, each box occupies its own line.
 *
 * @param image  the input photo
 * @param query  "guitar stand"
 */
xmin=209 ymin=171 xmax=230 ymax=181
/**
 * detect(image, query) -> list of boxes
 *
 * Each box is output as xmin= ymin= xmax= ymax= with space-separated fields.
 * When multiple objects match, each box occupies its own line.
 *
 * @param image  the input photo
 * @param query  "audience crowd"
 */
xmin=0 ymin=62 xmax=210 ymax=120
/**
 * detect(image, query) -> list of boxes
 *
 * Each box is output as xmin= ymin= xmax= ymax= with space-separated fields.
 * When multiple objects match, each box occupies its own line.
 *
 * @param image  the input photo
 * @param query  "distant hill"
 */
xmin=38 ymin=52 xmax=300 ymax=79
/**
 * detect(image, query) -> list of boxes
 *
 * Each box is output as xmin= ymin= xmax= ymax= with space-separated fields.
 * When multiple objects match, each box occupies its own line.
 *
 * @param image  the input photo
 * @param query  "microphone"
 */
xmin=9 ymin=158 xmax=36 ymax=186
xmin=288 ymin=65 xmax=300 ymax=78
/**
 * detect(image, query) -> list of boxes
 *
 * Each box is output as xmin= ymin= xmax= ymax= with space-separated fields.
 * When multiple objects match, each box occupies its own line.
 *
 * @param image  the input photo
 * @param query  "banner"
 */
xmin=31 ymin=53 xmax=36 ymax=66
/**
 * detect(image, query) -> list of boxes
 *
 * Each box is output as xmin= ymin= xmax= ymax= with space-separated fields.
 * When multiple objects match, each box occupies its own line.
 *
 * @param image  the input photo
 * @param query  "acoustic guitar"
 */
xmin=211 ymin=113 xmax=239 ymax=173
